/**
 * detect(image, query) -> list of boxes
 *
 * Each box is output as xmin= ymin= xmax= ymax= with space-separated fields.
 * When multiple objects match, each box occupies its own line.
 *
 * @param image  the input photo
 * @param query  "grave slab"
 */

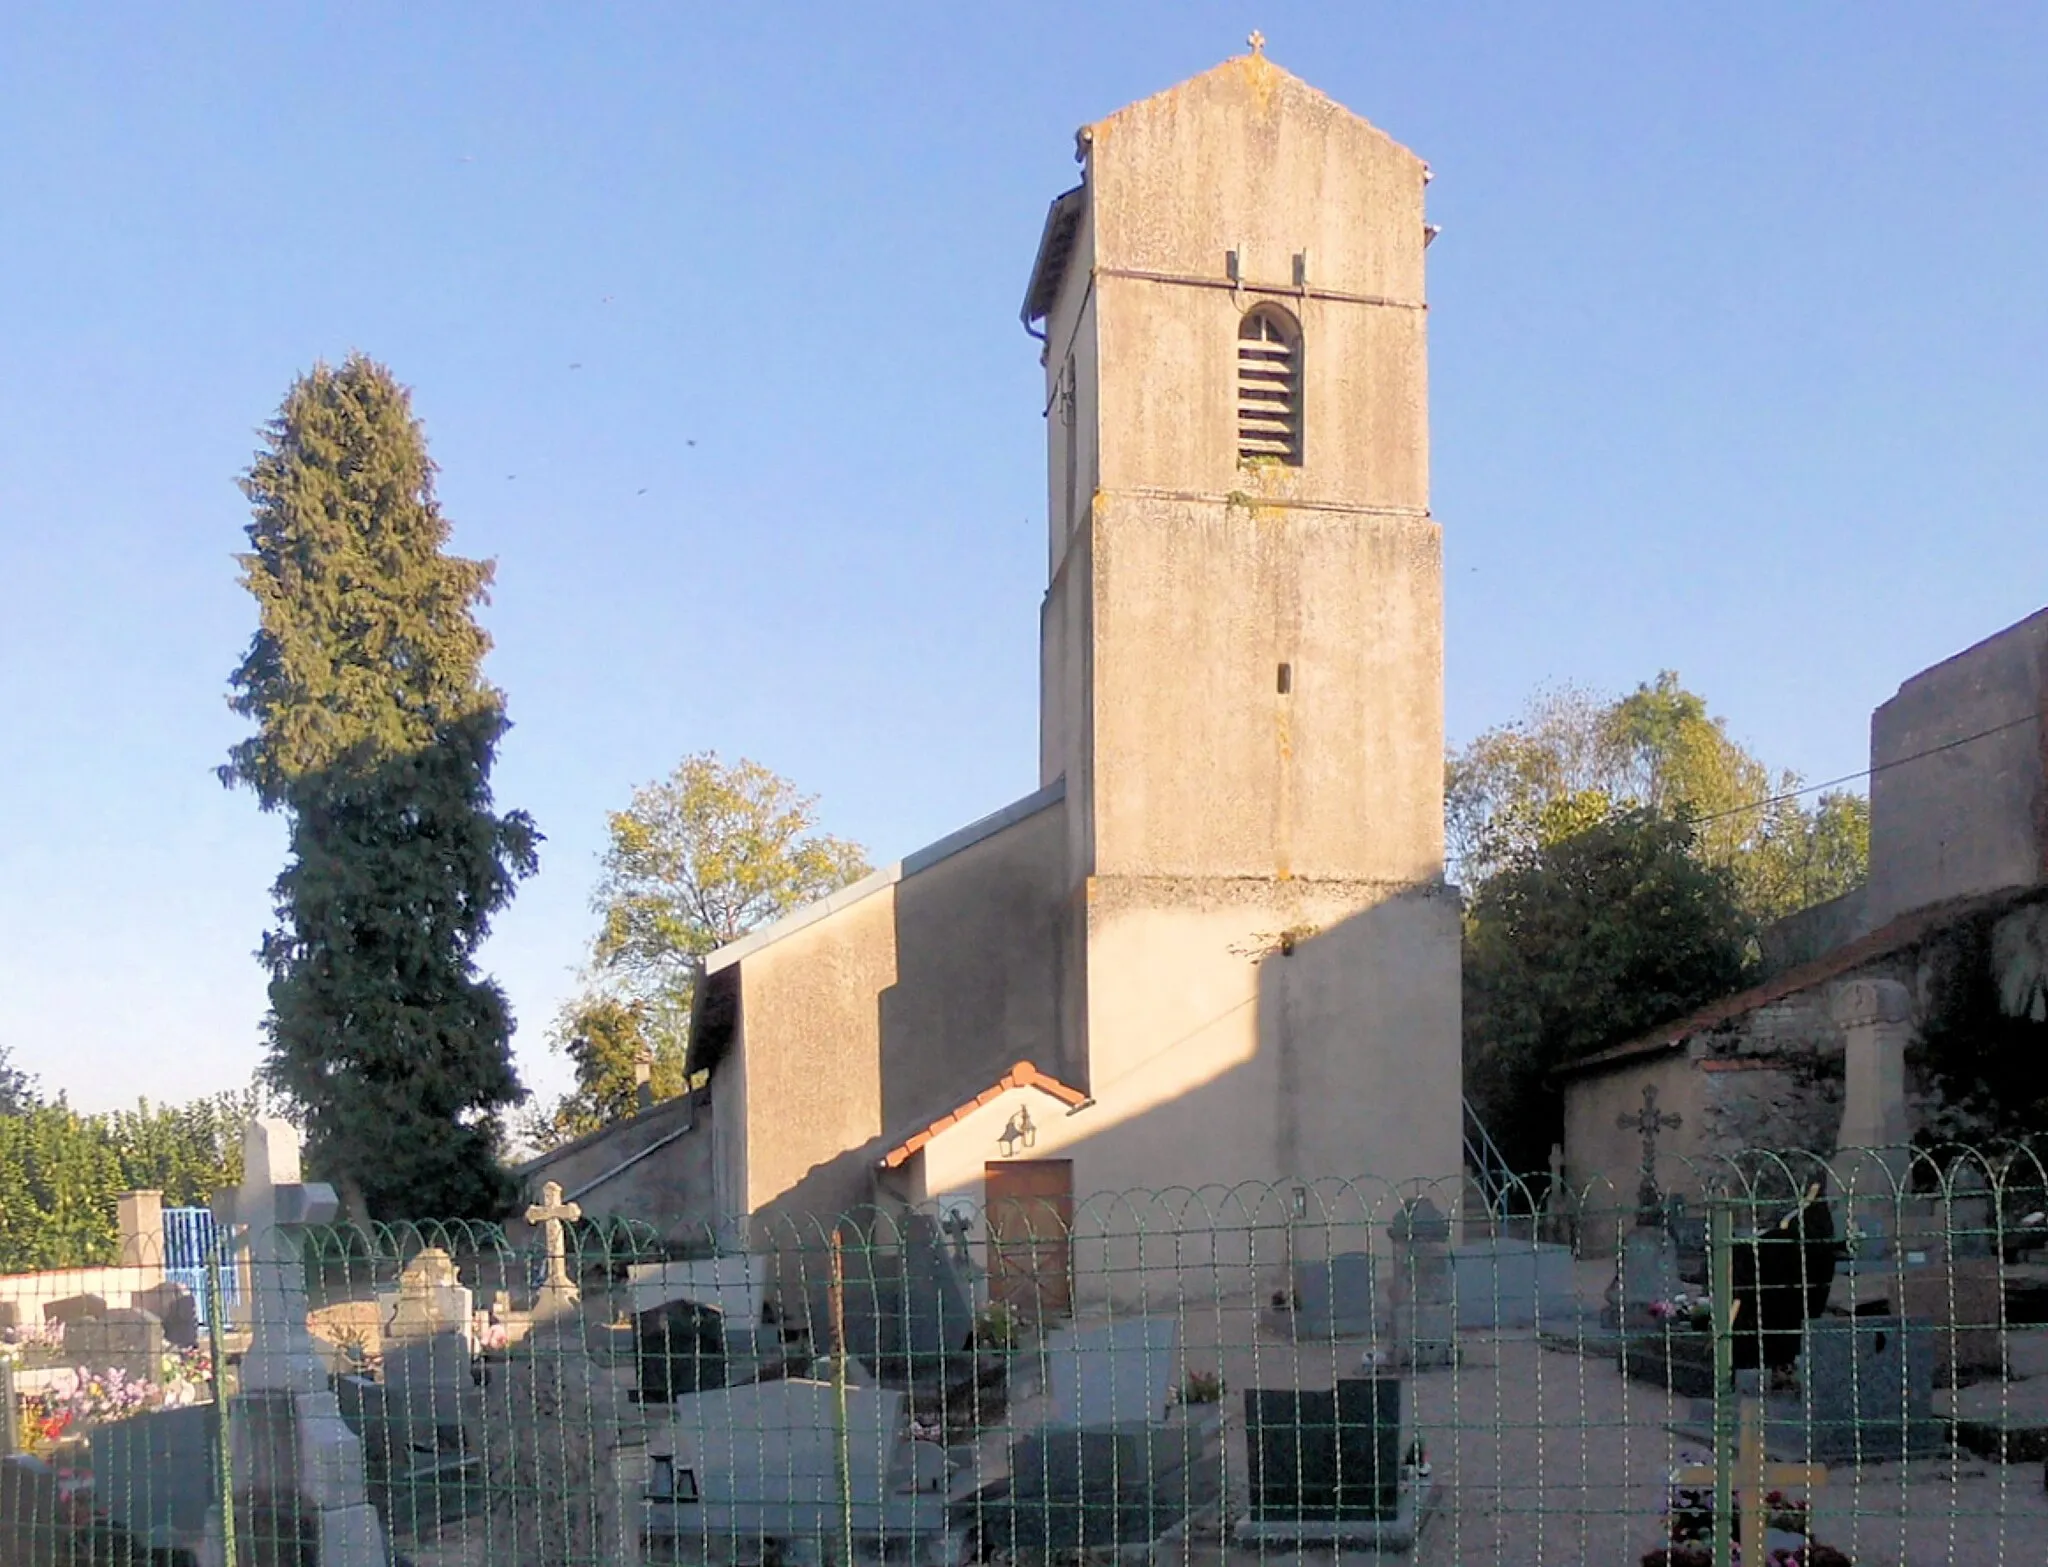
xmin=1042 ymin=1317 xmax=1177 ymax=1426
xmin=1291 ymin=1253 xmax=1378 ymax=1339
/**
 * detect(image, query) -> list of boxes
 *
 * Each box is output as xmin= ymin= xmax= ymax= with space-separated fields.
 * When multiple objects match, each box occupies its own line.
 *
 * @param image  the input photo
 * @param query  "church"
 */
xmin=525 ymin=48 xmax=1463 ymax=1260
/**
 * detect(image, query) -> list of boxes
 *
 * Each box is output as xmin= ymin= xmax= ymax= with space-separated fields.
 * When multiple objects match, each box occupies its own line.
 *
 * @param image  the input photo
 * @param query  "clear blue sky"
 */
xmin=3 ymin=5 xmax=2044 ymax=1114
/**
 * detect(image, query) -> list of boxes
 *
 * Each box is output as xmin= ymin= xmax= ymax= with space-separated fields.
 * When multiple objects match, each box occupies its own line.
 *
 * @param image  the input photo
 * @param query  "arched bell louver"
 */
xmin=1237 ymin=306 xmax=1303 ymax=464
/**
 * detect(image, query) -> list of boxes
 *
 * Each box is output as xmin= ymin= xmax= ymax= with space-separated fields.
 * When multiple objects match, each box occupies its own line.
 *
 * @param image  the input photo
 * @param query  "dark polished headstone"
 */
xmin=637 ymin=1297 xmax=728 ymax=1401
xmin=1244 ymin=1377 xmax=1400 ymax=1523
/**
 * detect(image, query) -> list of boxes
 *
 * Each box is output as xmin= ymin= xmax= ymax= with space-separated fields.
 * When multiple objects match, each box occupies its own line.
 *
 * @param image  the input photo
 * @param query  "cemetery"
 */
xmin=0 ymin=1114 xmax=2041 ymax=1566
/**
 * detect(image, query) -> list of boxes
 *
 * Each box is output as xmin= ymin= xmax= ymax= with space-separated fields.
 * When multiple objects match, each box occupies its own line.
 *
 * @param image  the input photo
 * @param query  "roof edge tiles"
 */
xmin=1549 ymin=884 xmax=2044 ymax=1084
xmin=704 ymin=777 xmax=1066 ymax=976
xmin=879 ymin=1060 xmax=1089 ymax=1170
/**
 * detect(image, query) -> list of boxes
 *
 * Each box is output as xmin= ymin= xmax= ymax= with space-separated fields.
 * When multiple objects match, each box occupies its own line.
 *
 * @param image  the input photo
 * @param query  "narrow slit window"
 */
xmin=1237 ymin=306 xmax=1302 ymax=464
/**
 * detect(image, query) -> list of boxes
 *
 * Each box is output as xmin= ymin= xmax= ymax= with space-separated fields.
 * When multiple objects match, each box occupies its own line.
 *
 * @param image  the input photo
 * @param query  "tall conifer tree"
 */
xmin=223 ymin=355 xmax=538 ymax=1218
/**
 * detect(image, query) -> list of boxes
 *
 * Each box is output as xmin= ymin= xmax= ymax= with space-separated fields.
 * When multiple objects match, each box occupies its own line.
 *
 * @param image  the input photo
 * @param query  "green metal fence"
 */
xmin=0 ymin=1147 xmax=2044 ymax=1565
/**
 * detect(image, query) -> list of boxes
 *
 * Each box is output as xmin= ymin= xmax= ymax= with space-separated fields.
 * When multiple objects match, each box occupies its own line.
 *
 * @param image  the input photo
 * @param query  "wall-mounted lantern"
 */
xmin=998 ymin=1105 xmax=1037 ymax=1158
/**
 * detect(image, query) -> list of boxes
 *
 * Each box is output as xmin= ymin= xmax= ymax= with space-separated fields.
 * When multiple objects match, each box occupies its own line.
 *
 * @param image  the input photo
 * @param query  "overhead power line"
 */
xmin=1689 ymin=707 xmax=2042 ymax=827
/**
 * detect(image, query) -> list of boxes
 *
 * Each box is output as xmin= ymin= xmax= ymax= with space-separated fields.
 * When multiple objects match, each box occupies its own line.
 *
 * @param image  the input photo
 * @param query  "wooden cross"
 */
xmin=525 ymin=1180 xmax=583 ymax=1307
xmin=1617 ymin=1083 xmax=1682 ymax=1224
xmin=1676 ymin=1392 xmax=1827 ymax=1567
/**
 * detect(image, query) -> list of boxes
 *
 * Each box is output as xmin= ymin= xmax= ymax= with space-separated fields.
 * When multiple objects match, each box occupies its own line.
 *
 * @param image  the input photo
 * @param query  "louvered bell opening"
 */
xmin=1238 ymin=314 xmax=1301 ymax=463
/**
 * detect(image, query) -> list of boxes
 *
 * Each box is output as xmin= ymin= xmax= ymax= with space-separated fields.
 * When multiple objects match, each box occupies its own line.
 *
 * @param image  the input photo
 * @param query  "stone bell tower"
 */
xmin=1020 ymin=44 xmax=1461 ymax=1191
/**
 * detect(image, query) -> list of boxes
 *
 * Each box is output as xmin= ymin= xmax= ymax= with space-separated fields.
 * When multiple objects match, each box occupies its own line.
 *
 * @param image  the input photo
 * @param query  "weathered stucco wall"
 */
xmin=726 ymin=796 xmax=1068 ymax=1221
xmin=1086 ymin=56 xmax=1427 ymax=512
xmin=1087 ymin=496 xmax=1442 ymax=883
xmin=1868 ymin=606 xmax=2048 ymax=927
xmin=517 ymin=1092 xmax=714 ymax=1245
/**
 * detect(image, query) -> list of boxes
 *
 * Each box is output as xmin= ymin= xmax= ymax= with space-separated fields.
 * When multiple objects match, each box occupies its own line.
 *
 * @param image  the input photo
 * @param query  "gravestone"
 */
xmin=1388 ymin=1197 xmax=1453 ymax=1368
xmin=1790 ymin=1315 xmax=1940 ymax=1462
xmin=637 ymin=1298 xmax=728 ymax=1402
xmin=1949 ymin=1164 xmax=1996 ymax=1259
xmin=832 ymin=1215 xmax=974 ymax=1381
xmin=42 ymin=1293 xmax=106 ymax=1327
xmin=203 ymin=1117 xmax=387 ymax=1567
xmin=89 ymin=1403 xmax=215 ymax=1552
xmin=476 ymin=1310 xmax=625 ymax=1567
xmin=1617 ymin=1083 xmax=1682 ymax=1228
xmin=384 ymin=1332 xmax=473 ymax=1442
xmin=1000 ymin=1419 xmax=1216 ymax=1549
xmin=0 ymin=1301 xmax=16 ymax=1332
xmin=1900 ymin=1257 xmax=2006 ymax=1385
xmin=1234 ymin=1378 xmax=1428 ymax=1548
xmin=645 ymin=1377 xmax=947 ymax=1547
xmin=133 ymin=1282 xmax=201 ymax=1350
xmin=626 ymin=1255 xmax=767 ymax=1323
xmin=68 ymin=1307 xmax=165 ymax=1384
xmin=523 ymin=1181 xmax=583 ymax=1316
xmin=1450 ymin=1239 xmax=1575 ymax=1329
xmin=1291 ymin=1253 xmax=1377 ymax=1339
xmin=0 ymin=1453 xmax=64 ymax=1564
xmin=1618 ymin=1226 xmax=1681 ymax=1331
xmin=385 ymin=1248 xmax=473 ymax=1349
xmin=1043 ymin=1317 xmax=1178 ymax=1426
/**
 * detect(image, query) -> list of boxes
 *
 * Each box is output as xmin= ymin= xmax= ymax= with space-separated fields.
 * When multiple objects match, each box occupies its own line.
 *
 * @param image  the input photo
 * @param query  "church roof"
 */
xmin=1550 ymin=884 xmax=2045 ymax=1084
xmin=877 ymin=1060 xmax=1089 ymax=1169
xmin=685 ymin=777 xmax=1066 ymax=1077
xmin=1019 ymin=49 xmax=1420 ymax=329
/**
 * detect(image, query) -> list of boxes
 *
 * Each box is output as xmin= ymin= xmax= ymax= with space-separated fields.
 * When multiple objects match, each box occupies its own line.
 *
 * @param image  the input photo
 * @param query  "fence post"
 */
xmin=207 ymin=1245 xmax=237 ymax=1567
xmin=830 ymin=1226 xmax=853 ymax=1567
xmin=1707 ymin=1197 xmax=1735 ymax=1567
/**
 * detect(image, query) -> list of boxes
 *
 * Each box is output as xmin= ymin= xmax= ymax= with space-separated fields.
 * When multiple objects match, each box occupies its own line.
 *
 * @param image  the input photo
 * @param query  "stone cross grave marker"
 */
xmin=216 ymin=1118 xmax=338 ymax=1394
xmin=524 ymin=1180 xmax=582 ymax=1313
xmin=205 ymin=1117 xmax=388 ymax=1567
xmin=1617 ymin=1083 xmax=1681 ymax=1226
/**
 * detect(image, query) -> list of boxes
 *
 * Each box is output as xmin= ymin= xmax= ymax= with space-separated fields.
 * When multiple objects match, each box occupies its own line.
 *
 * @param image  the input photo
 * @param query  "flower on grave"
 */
xmin=0 ymin=1320 xmax=66 ymax=1366
xmin=1649 ymin=1291 xmax=1713 ymax=1330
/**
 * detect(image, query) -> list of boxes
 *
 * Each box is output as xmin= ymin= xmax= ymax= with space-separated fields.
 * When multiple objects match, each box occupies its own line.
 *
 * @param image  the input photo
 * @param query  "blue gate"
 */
xmin=163 ymin=1205 xmax=235 ymax=1325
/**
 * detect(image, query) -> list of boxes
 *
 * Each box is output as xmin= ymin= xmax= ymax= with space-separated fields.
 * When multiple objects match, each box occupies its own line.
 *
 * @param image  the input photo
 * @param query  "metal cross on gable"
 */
xmin=1618 ymin=1082 xmax=1682 ymax=1226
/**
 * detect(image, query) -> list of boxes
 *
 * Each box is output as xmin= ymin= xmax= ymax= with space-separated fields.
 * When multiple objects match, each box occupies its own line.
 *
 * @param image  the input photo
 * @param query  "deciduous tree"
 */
xmin=591 ymin=752 xmax=870 ymax=1022
xmin=523 ymin=755 xmax=868 ymax=1148
xmin=1448 ymin=672 xmax=1868 ymax=923
xmin=222 ymin=355 xmax=538 ymax=1219
xmin=1463 ymin=808 xmax=1754 ymax=1172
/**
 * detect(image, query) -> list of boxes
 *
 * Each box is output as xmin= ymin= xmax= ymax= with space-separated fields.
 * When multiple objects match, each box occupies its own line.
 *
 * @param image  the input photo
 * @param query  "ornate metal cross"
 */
xmin=525 ymin=1179 xmax=583 ymax=1310
xmin=1617 ymin=1083 xmax=1682 ymax=1225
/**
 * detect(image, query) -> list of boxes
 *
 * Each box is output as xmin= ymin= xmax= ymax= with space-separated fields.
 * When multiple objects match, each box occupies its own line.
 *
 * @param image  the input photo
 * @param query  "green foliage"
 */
xmin=522 ymin=996 xmax=690 ymax=1152
xmin=0 ymin=1090 xmax=252 ymax=1273
xmin=524 ymin=754 xmax=869 ymax=1149
xmin=1463 ymin=808 xmax=1754 ymax=1170
xmin=592 ymin=752 xmax=871 ymax=1004
xmin=222 ymin=355 xmax=538 ymax=1220
xmin=1448 ymin=673 xmax=1868 ymax=925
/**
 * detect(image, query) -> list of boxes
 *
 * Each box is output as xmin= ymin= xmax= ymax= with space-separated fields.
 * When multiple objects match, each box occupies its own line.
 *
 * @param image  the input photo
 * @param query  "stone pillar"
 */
xmin=1830 ymin=979 xmax=1914 ymax=1197
xmin=1388 ymin=1197 xmax=1454 ymax=1369
xmin=116 ymin=1189 xmax=166 ymax=1284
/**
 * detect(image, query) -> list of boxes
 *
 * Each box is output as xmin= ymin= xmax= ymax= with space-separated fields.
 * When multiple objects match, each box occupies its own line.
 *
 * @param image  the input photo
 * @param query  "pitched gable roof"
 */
xmin=878 ymin=1060 xmax=1088 ymax=1169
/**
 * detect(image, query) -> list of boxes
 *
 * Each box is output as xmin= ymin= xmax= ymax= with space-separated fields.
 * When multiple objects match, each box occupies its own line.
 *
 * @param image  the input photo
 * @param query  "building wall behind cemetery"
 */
xmin=516 ymin=1091 xmax=713 ymax=1247
xmin=720 ymin=796 xmax=1068 ymax=1223
xmin=1868 ymin=606 xmax=2048 ymax=927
